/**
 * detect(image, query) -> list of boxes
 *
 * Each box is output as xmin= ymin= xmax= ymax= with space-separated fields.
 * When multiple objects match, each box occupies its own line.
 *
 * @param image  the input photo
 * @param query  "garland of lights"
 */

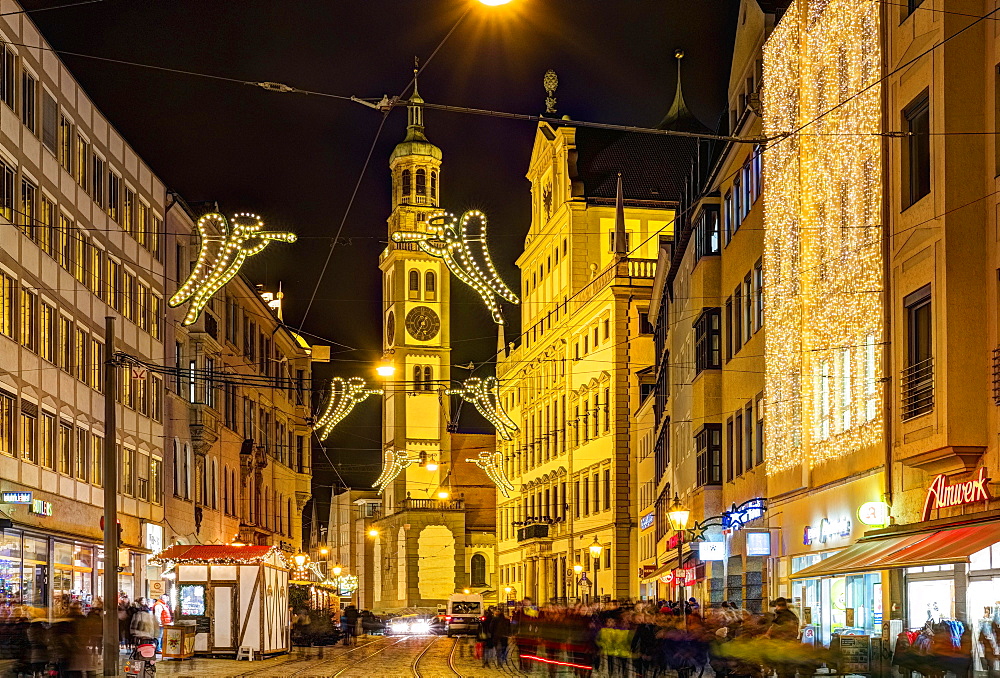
xmin=446 ymin=376 xmax=519 ymax=441
xmin=391 ymin=209 xmax=519 ymax=324
xmin=761 ymin=0 xmax=883 ymax=475
xmin=373 ymin=450 xmax=416 ymax=494
xmin=151 ymin=544 xmax=291 ymax=568
xmin=466 ymin=450 xmax=515 ymax=498
xmin=169 ymin=213 xmax=296 ymax=326
xmin=315 ymin=377 xmax=383 ymax=440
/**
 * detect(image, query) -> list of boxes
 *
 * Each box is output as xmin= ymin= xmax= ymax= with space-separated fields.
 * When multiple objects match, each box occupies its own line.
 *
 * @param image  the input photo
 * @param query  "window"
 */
xmin=638 ymin=312 xmax=654 ymax=335
xmin=151 ymin=457 xmax=162 ymax=504
xmin=470 ymin=553 xmax=487 ymax=587
xmin=430 ymin=171 xmax=437 ymax=201
xmin=73 ymin=327 xmax=87 ymax=383
xmin=0 ymin=158 xmax=14 ymax=222
xmin=413 ymin=365 xmax=423 ymax=390
xmin=122 ymin=187 xmax=134 ymax=236
xmin=906 ymin=0 xmax=924 ymax=18
xmin=723 ymin=190 xmax=733 ymax=243
xmin=903 ymin=285 xmax=933 ymax=419
xmin=425 ymin=271 xmax=436 ymax=301
xmin=401 ymin=169 xmax=411 ymax=197
xmin=107 ymin=171 xmax=120 ymax=222
xmin=17 ymin=178 xmax=35 ymax=238
xmin=754 ymin=260 xmax=764 ymax=331
xmin=40 ymin=412 xmax=54 ymax=468
xmin=423 ymin=365 xmax=432 ymax=387
xmin=92 ymin=156 xmax=105 ymax=207
xmin=91 ymin=433 xmax=103 ymax=486
xmin=19 ymin=411 xmax=35 ymax=463
xmin=416 ymin=168 xmax=426 ymax=196
xmin=21 ymin=71 xmax=35 ymax=133
xmin=694 ymin=308 xmax=722 ymax=373
xmin=41 ymin=91 xmax=57 ymax=152
xmin=603 ymin=469 xmax=611 ymax=510
xmin=733 ymin=284 xmax=743 ymax=354
xmin=136 ymin=452 xmax=149 ymax=501
xmin=744 ymin=402 xmax=754 ymax=471
xmin=734 ymin=410 xmax=743 ymax=476
xmin=694 ymin=206 xmax=720 ymax=260
xmin=58 ymin=422 xmax=72 ymax=474
xmin=58 ymin=316 xmax=72 ymax=373
xmin=0 ymin=46 xmax=13 ymax=109
xmin=903 ymin=91 xmax=930 ymax=208
xmin=58 ymin=114 xmax=73 ymax=173
xmin=75 ymin=427 xmax=88 ymax=481
xmin=408 ymin=269 xmax=420 ymax=299
xmin=696 ymin=424 xmax=722 ymax=486
xmin=74 ymin=135 xmax=89 ymax=189
xmin=726 ymin=417 xmax=734 ymax=481
xmin=725 ymin=298 xmax=733 ymax=361
xmin=121 ymin=446 xmax=134 ymax=496
xmin=19 ymin=288 xmax=36 ymax=351
xmin=608 ymin=230 xmax=631 ymax=253
xmin=151 ymin=375 xmax=163 ymax=422
xmin=57 ymin=215 xmax=72 ymax=270
xmin=37 ymin=196 xmax=53 ymax=256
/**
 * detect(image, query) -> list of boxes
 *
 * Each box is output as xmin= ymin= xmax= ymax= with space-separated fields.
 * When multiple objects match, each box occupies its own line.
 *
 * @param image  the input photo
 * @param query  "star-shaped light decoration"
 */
xmin=392 ymin=210 xmax=519 ymax=324
xmin=169 ymin=213 xmax=296 ymax=326
xmin=315 ymin=377 xmax=383 ymax=440
xmin=446 ymin=376 xmax=518 ymax=440
xmin=373 ymin=450 xmax=416 ymax=494
xmin=465 ymin=450 xmax=515 ymax=498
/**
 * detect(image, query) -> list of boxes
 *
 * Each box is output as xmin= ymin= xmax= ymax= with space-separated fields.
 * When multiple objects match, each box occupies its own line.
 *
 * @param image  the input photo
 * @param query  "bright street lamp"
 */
xmin=478 ymin=0 xmax=513 ymax=5
xmin=572 ymin=564 xmax=583 ymax=574
xmin=426 ymin=460 xmax=439 ymax=471
xmin=293 ymin=553 xmax=308 ymax=568
xmin=588 ymin=536 xmax=604 ymax=560
xmin=332 ymin=565 xmax=343 ymax=576
xmin=368 ymin=528 xmax=379 ymax=538
xmin=437 ymin=491 xmax=450 ymax=500
xmin=376 ymin=361 xmax=395 ymax=377
xmin=319 ymin=547 xmax=329 ymax=556
xmin=667 ymin=493 xmax=691 ymax=532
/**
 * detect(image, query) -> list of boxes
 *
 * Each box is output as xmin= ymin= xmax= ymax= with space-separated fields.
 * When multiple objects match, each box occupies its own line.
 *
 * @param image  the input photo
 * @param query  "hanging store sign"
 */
xmin=722 ymin=498 xmax=766 ymax=530
xmin=746 ymin=531 xmax=771 ymax=556
xmin=803 ymin=517 xmax=851 ymax=545
xmin=640 ymin=513 xmax=655 ymax=530
xmin=922 ymin=467 xmax=991 ymax=521
xmin=698 ymin=542 xmax=725 ymax=560
xmin=2 ymin=491 xmax=32 ymax=504
xmin=857 ymin=501 xmax=891 ymax=527
xmin=30 ymin=499 xmax=52 ymax=516
xmin=667 ymin=533 xmax=683 ymax=549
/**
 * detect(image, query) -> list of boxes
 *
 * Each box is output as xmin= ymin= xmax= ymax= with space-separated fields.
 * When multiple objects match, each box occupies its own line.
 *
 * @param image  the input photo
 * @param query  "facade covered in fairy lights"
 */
xmin=761 ymin=0 xmax=883 ymax=476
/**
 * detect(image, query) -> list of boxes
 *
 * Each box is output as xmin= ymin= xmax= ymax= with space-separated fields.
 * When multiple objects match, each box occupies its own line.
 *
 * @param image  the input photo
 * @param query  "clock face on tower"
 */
xmin=385 ymin=311 xmax=395 ymax=346
xmin=405 ymin=306 xmax=440 ymax=341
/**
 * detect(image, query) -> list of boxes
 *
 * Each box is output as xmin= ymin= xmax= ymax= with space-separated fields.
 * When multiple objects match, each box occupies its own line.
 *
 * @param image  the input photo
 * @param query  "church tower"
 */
xmin=379 ymin=70 xmax=451 ymax=515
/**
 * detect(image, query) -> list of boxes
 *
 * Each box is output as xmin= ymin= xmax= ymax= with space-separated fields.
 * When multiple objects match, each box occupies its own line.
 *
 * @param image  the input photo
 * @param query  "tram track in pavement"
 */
xmin=328 ymin=635 xmax=419 ymax=677
xmin=410 ymin=634 xmax=463 ymax=678
xmin=231 ymin=636 xmax=387 ymax=678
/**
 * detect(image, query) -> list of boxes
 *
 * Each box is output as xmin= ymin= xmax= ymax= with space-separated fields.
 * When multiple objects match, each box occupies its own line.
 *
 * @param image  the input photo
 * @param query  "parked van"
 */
xmin=445 ymin=593 xmax=484 ymax=637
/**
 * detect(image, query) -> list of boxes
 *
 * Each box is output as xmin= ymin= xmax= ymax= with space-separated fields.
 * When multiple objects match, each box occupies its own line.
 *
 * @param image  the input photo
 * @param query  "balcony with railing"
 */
xmin=398 ymin=498 xmax=465 ymax=511
xmin=901 ymin=358 xmax=934 ymax=421
xmin=516 ymin=523 xmax=550 ymax=542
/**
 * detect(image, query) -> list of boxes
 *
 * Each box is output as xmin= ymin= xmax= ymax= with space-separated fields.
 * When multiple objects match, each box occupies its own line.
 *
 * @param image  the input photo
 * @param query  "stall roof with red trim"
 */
xmin=152 ymin=544 xmax=288 ymax=566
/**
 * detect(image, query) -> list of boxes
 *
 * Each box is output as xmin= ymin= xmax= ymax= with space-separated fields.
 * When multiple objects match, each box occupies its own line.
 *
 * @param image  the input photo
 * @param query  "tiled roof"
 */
xmin=152 ymin=544 xmax=275 ymax=563
xmin=573 ymin=127 xmax=700 ymax=202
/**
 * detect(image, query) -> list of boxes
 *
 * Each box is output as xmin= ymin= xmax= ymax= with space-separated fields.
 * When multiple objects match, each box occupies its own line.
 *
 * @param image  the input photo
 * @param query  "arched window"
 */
xmin=401 ymin=169 xmax=411 ymax=197
xmin=470 ymin=553 xmax=487 ymax=587
xmin=416 ymin=169 xmax=426 ymax=196
xmin=430 ymin=171 xmax=437 ymax=200
xmin=408 ymin=270 xmax=420 ymax=300
xmin=424 ymin=271 xmax=436 ymax=301
xmin=413 ymin=365 xmax=423 ymax=390
xmin=423 ymin=366 xmax=433 ymax=388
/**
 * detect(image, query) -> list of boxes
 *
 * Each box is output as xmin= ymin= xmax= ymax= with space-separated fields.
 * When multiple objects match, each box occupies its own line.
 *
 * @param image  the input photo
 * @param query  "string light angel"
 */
xmin=169 ymin=212 xmax=296 ymax=326
xmin=391 ymin=210 xmax=519 ymax=324
xmin=446 ymin=376 xmax=518 ymax=441
xmin=315 ymin=377 xmax=383 ymax=440
xmin=466 ymin=450 xmax=515 ymax=498
xmin=373 ymin=450 xmax=415 ymax=494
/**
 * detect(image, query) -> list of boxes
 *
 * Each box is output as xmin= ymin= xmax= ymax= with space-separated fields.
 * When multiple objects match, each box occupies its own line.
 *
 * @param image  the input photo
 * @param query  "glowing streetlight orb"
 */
xmin=293 ymin=553 xmax=308 ymax=568
xmin=573 ymin=564 xmax=583 ymax=574
xmin=437 ymin=491 xmax=450 ymax=500
xmin=463 ymin=589 xmax=471 ymax=594
xmin=332 ymin=565 xmax=343 ymax=576
xmin=426 ymin=461 xmax=439 ymax=472
xmin=478 ymin=0 xmax=512 ymax=5
xmin=368 ymin=528 xmax=379 ymax=538
xmin=319 ymin=547 xmax=329 ymax=556
xmin=376 ymin=361 xmax=395 ymax=377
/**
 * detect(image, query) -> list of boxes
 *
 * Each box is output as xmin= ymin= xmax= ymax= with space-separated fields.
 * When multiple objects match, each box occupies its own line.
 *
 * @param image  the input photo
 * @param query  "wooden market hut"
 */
xmin=152 ymin=544 xmax=290 ymax=657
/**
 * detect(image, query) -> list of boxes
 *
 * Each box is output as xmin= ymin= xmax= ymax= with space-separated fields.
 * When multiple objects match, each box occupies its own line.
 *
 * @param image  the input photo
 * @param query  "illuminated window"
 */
xmin=401 ymin=169 xmax=411 ymax=197
xmin=430 ymin=171 xmax=437 ymax=201
xmin=408 ymin=269 xmax=420 ymax=300
xmin=696 ymin=424 xmax=722 ymax=486
xmin=58 ymin=114 xmax=72 ymax=173
xmin=424 ymin=271 xmax=436 ymax=301
xmin=19 ymin=411 xmax=35 ymax=463
xmin=21 ymin=71 xmax=35 ymax=133
xmin=694 ymin=308 xmax=721 ymax=373
xmin=416 ymin=169 xmax=426 ymax=196
xmin=902 ymin=286 xmax=933 ymax=419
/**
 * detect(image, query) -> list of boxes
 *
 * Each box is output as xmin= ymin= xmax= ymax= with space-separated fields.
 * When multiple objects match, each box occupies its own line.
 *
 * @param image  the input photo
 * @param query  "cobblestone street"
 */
xmin=152 ymin=635 xmax=524 ymax=678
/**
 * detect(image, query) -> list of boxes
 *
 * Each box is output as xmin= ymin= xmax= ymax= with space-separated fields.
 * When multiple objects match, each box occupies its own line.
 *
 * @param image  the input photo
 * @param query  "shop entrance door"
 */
xmin=212 ymin=585 xmax=235 ymax=651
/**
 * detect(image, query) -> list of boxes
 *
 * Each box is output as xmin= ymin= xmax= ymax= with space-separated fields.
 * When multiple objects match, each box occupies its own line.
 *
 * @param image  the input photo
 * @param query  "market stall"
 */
xmin=151 ymin=544 xmax=290 ymax=658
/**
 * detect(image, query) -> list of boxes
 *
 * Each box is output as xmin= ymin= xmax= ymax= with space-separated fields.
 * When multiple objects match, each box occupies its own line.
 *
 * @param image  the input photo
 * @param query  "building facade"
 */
xmin=163 ymin=197 xmax=313 ymax=556
xmin=496 ymin=85 xmax=701 ymax=602
xmin=0 ymin=6 xmax=167 ymax=609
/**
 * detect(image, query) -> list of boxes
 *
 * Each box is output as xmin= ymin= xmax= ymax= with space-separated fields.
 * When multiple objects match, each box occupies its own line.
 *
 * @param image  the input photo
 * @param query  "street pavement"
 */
xmin=153 ymin=634 xmax=526 ymax=677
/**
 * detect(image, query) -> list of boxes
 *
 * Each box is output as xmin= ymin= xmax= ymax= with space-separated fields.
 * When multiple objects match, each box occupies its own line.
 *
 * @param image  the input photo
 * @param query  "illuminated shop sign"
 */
xmin=803 ymin=517 xmax=851 ymax=545
xmin=30 ymin=500 xmax=52 ymax=516
xmin=857 ymin=501 xmax=890 ymax=527
xmin=2 ymin=491 xmax=32 ymax=504
xmin=746 ymin=531 xmax=771 ymax=556
xmin=722 ymin=498 xmax=766 ymax=530
xmin=640 ymin=513 xmax=655 ymax=530
xmin=698 ymin=542 xmax=725 ymax=560
xmin=922 ymin=467 xmax=991 ymax=521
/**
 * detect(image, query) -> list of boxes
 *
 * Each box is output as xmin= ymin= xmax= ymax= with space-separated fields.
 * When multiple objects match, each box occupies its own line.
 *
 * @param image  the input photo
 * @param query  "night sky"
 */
xmin=24 ymin=0 xmax=738 ymax=492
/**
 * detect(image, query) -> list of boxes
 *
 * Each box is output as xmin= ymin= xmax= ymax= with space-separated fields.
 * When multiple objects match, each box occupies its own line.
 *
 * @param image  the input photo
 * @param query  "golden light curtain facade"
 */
xmin=762 ymin=0 xmax=882 ymax=474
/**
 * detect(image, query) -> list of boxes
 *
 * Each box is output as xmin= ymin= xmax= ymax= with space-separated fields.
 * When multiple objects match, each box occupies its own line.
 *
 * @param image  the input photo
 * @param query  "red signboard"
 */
xmin=922 ymin=467 xmax=992 ymax=520
xmin=667 ymin=533 xmax=684 ymax=550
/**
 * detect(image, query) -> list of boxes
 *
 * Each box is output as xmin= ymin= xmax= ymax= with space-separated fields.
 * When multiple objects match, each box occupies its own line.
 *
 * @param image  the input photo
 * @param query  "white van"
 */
xmin=445 ymin=593 xmax=484 ymax=637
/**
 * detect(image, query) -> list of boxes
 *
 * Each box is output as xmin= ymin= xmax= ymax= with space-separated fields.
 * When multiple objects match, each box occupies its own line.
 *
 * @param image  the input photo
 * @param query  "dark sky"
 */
xmin=25 ymin=0 xmax=737 ymax=491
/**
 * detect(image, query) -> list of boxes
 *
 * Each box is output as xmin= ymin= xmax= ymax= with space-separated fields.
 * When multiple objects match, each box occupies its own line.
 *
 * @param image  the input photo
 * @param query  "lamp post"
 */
xmin=588 ymin=537 xmax=604 ymax=601
xmin=572 ymin=563 xmax=583 ymax=602
xmin=667 ymin=493 xmax=691 ymax=625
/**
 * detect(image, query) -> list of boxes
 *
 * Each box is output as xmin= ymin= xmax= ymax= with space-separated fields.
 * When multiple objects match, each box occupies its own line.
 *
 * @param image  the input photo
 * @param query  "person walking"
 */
xmin=129 ymin=598 xmax=158 ymax=650
xmin=152 ymin=595 xmax=172 ymax=654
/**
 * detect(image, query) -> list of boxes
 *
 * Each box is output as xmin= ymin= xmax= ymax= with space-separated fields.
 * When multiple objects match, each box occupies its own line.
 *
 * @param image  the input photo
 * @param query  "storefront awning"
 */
xmin=790 ymin=523 xmax=1000 ymax=579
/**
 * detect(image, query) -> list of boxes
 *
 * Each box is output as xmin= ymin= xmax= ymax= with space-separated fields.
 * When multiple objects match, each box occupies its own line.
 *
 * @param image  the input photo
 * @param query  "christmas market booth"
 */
xmin=152 ymin=544 xmax=290 ymax=658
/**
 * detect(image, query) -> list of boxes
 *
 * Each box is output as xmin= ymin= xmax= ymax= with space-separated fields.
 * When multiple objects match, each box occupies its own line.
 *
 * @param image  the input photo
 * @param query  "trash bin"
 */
xmin=162 ymin=621 xmax=196 ymax=660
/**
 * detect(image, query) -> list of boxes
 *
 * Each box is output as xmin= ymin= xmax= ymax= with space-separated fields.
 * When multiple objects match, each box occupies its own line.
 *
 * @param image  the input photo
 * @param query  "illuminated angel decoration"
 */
xmin=315 ymin=377 xmax=383 ymax=440
xmin=391 ymin=210 xmax=519 ymax=324
xmin=169 ymin=212 xmax=297 ymax=326
xmin=446 ymin=376 xmax=518 ymax=441
xmin=466 ymin=450 xmax=515 ymax=498
xmin=373 ymin=450 xmax=415 ymax=494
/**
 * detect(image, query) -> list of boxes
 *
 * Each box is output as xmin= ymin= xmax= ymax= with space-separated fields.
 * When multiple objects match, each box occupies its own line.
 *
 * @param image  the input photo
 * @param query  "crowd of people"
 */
xmin=0 ymin=593 xmax=172 ymax=677
xmin=474 ymin=597 xmax=826 ymax=677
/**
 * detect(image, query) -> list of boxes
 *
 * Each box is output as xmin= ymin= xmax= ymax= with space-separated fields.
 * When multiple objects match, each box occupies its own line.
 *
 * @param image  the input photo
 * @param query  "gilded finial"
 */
xmin=543 ymin=69 xmax=558 ymax=115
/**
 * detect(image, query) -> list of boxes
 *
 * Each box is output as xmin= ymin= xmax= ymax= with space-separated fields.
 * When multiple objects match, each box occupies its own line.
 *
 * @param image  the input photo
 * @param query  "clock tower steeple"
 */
xmin=379 ymin=67 xmax=450 ymax=513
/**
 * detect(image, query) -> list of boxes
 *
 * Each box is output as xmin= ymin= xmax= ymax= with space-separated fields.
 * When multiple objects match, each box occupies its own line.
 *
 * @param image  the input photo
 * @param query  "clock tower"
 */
xmin=379 ymin=73 xmax=450 ymax=513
